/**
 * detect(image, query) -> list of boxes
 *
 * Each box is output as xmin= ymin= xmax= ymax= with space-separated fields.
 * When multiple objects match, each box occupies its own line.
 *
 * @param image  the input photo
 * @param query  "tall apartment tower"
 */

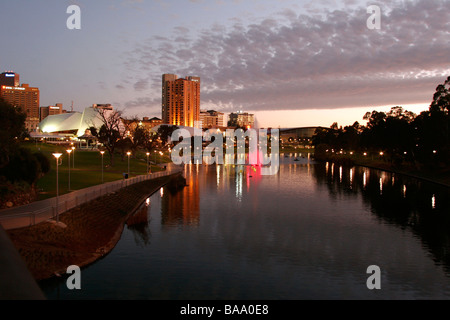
xmin=0 ymin=72 xmax=40 ymax=132
xmin=162 ymin=74 xmax=200 ymax=127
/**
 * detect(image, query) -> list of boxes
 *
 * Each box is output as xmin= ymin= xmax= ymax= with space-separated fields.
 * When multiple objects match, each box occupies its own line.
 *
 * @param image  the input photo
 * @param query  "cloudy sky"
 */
xmin=1 ymin=0 xmax=449 ymax=128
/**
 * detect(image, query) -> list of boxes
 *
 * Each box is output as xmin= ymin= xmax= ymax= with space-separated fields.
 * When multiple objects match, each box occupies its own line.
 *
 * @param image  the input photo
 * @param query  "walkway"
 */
xmin=0 ymin=164 xmax=182 ymax=230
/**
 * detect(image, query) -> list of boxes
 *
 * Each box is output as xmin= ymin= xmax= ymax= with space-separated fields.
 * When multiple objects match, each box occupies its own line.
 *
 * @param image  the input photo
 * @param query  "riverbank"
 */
xmin=353 ymin=158 xmax=450 ymax=188
xmin=313 ymin=152 xmax=450 ymax=187
xmin=6 ymin=173 xmax=184 ymax=281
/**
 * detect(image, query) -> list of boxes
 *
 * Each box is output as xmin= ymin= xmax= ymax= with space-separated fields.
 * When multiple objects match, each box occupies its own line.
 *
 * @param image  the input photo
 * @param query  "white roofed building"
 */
xmin=38 ymin=105 xmax=124 ymax=139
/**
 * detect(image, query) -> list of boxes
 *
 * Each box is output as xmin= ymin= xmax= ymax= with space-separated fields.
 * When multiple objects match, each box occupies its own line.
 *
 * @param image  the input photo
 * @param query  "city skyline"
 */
xmin=1 ymin=0 xmax=448 ymax=128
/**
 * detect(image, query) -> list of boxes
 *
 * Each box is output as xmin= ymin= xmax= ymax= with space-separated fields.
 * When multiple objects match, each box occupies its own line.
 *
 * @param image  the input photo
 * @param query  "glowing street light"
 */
xmin=159 ymin=151 xmax=163 ymax=166
xmin=146 ymin=152 xmax=150 ymax=174
xmin=52 ymin=153 xmax=63 ymax=223
xmin=127 ymin=151 xmax=131 ymax=176
xmin=71 ymin=146 xmax=75 ymax=168
xmin=100 ymin=151 xmax=105 ymax=183
xmin=66 ymin=149 xmax=72 ymax=191
xmin=380 ymin=152 xmax=384 ymax=156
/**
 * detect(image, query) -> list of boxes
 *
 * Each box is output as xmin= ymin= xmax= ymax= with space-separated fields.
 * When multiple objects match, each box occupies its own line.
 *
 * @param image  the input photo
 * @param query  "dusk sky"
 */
xmin=1 ymin=0 xmax=449 ymax=128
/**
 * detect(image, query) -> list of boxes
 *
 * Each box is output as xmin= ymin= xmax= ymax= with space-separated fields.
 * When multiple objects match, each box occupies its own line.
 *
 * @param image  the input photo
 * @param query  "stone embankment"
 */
xmin=7 ymin=173 xmax=185 ymax=281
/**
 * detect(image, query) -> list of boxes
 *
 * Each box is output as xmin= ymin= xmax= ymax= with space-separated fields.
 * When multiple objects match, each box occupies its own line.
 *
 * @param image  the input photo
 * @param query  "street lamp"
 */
xmin=159 ymin=151 xmax=164 ymax=169
xmin=146 ymin=152 xmax=150 ymax=174
xmin=127 ymin=151 xmax=131 ymax=177
xmin=66 ymin=149 xmax=72 ymax=191
xmin=100 ymin=151 xmax=105 ymax=183
xmin=52 ymin=153 xmax=63 ymax=223
xmin=71 ymin=146 xmax=75 ymax=168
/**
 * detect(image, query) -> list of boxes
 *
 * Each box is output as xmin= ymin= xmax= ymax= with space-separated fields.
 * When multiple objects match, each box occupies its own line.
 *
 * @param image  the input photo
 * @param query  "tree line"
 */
xmin=0 ymin=98 xmax=50 ymax=203
xmin=313 ymin=76 xmax=450 ymax=168
xmin=88 ymin=107 xmax=177 ymax=167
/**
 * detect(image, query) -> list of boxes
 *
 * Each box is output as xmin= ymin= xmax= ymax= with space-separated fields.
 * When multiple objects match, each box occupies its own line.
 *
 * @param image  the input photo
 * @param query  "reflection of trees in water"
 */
xmin=313 ymin=162 xmax=450 ymax=274
xmin=126 ymin=204 xmax=151 ymax=247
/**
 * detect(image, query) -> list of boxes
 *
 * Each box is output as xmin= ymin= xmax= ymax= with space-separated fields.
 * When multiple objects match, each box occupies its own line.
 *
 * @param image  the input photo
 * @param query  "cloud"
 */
xmin=122 ymin=0 xmax=450 ymax=112
xmin=133 ymin=78 xmax=149 ymax=91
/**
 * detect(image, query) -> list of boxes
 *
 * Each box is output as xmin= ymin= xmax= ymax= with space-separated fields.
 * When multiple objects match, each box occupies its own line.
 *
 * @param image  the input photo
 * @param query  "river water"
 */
xmin=39 ymin=155 xmax=450 ymax=299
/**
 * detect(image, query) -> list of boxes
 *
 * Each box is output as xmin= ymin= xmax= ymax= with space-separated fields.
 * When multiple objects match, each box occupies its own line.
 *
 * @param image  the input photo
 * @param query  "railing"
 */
xmin=0 ymin=168 xmax=182 ymax=230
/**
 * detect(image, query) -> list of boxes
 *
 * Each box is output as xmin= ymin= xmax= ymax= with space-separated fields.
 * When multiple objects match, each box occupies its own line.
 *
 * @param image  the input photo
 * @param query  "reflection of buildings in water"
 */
xmin=161 ymin=166 xmax=200 ymax=226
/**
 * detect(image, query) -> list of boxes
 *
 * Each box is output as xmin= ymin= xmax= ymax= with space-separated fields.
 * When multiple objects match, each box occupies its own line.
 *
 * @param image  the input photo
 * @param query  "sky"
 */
xmin=1 ymin=0 xmax=449 ymax=128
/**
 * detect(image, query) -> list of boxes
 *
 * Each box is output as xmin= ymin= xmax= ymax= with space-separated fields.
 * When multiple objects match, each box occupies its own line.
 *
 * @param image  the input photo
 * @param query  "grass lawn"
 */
xmin=22 ymin=141 xmax=172 ymax=200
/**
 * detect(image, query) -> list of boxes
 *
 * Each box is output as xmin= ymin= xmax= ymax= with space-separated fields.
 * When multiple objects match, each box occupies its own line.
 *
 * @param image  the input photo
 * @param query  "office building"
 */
xmin=0 ymin=71 xmax=20 ymax=87
xmin=162 ymin=74 xmax=200 ymax=127
xmin=0 ymin=75 xmax=40 ymax=132
xmin=40 ymin=103 xmax=66 ymax=122
xmin=122 ymin=116 xmax=163 ymax=134
xmin=199 ymin=109 xmax=225 ymax=128
xmin=228 ymin=111 xmax=255 ymax=129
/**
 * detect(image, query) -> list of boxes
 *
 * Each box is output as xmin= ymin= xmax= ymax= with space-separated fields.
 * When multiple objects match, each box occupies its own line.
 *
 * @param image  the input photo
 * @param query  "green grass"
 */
xmin=22 ymin=142 xmax=170 ymax=200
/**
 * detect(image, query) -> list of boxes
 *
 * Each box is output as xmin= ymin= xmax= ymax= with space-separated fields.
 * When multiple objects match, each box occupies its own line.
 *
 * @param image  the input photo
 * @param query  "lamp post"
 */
xmin=66 ymin=149 xmax=72 ymax=191
xmin=146 ymin=152 xmax=150 ymax=174
xmin=159 ymin=151 xmax=164 ymax=169
xmin=127 ymin=151 xmax=131 ymax=177
xmin=71 ymin=146 xmax=75 ymax=168
xmin=100 ymin=151 xmax=105 ymax=183
xmin=52 ymin=153 xmax=63 ymax=223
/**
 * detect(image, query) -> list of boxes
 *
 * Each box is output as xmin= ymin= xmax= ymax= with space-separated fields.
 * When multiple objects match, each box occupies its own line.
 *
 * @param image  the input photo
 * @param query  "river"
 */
xmin=39 ymin=154 xmax=450 ymax=299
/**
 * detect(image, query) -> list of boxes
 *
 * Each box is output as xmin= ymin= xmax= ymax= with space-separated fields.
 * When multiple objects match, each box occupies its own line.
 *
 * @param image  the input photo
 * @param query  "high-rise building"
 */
xmin=0 ymin=71 xmax=20 ymax=87
xmin=40 ymin=103 xmax=66 ymax=122
xmin=162 ymin=74 xmax=200 ymax=127
xmin=228 ymin=111 xmax=255 ymax=129
xmin=0 ymin=75 xmax=40 ymax=132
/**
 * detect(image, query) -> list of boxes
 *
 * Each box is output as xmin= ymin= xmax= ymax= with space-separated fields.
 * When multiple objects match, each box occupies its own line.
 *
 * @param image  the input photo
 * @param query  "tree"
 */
xmin=430 ymin=76 xmax=450 ymax=113
xmin=340 ymin=122 xmax=362 ymax=151
xmin=413 ymin=77 xmax=450 ymax=165
xmin=90 ymin=108 xmax=124 ymax=166
xmin=361 ymin=107 xmax=416 ymax=163
xmin=157 ymin=125 xmax=179 ymax=146
xmin=1 ymin=148 xmax=40 ymax=185
xmin=0 ymin=98 xmax=27 ymax=169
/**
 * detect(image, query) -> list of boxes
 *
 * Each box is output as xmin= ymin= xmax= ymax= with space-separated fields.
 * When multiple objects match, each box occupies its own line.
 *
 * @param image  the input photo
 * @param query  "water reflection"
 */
xmin=313 ymin=162 xmax=450 ymax=273
xmin=126 ymin=200 xmax=151 ymax=247
xmin=160 ymin=166 xmax=200 ymax=227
